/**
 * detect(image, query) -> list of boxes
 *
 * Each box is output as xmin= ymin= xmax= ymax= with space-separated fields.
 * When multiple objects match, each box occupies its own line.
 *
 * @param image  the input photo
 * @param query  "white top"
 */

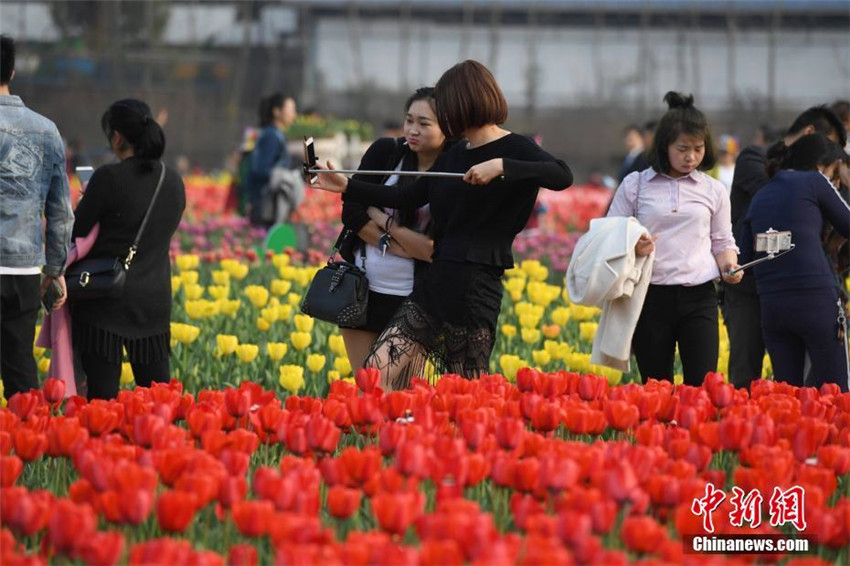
xmin=362 ymin=162 xmax=416 ymax=296
xmin=607 ymin=168 xmax=738 ymax=286
xmin=0 ymin=266 xmax=41 ymax=275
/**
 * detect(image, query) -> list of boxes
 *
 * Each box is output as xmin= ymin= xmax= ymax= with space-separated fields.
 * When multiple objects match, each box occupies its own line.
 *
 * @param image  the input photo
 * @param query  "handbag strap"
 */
xmin=329 ymin=228 xmax=366 ymax=269
xmin=123 ymin=161 xmax=166 ymax=269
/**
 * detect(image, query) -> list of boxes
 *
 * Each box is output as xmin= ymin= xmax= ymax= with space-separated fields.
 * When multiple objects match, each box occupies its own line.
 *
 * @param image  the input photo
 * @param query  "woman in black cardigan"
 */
xmin=313 ymin=61 xmax=573 ymax=389
xmin=71 ymin=99 xmax=186 ymax=400
xmin=338 ymin=87 xmax=449 ymax=370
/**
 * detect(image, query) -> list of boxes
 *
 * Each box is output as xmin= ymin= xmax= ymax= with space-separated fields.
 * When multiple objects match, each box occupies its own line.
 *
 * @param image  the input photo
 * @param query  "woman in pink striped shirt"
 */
xmin=607 ymin=92 xmax=743 ymax=386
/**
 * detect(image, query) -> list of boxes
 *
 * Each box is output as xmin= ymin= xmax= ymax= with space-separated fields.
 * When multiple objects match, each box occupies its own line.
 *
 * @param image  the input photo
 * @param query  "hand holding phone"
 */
xmin=41 ymin=277 xmax=65 ymax=312
xmin=303 ymin=137 xmax=318 ymax=184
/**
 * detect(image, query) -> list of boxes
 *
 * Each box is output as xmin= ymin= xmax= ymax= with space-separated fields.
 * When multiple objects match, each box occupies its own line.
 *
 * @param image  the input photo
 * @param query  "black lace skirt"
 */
xmin=363 ymin=260 xmax=504 ymax=387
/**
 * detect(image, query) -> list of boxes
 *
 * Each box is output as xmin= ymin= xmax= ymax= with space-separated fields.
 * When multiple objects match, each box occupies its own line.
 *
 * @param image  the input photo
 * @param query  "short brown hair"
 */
xmin=434 ymin=60 xmax=508 ymax=139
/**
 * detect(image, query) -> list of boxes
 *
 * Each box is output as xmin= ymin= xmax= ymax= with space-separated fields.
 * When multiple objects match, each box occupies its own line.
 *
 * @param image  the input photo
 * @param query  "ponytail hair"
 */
xmin=258 ymin=92 xmax=295 ymax=128
xmin=648 ymin=91 xmax=717 ymax=174
xmin=101 ymin=99 xmax=165 ymax=169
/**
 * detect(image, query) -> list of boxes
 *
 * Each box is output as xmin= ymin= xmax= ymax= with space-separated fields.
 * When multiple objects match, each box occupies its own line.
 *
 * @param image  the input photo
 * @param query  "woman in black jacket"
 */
xmin=313 ymin=60 xmax=573 ymax=390
xmin=71 ymin=99 xmax=186 ymax=400
xmin=339 ymin=87 xmax=448 ymax=370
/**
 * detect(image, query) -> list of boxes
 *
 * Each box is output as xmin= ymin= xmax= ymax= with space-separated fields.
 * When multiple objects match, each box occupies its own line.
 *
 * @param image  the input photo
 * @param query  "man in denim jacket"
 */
xmin=0 ymin=36 xmax=73 ymax=400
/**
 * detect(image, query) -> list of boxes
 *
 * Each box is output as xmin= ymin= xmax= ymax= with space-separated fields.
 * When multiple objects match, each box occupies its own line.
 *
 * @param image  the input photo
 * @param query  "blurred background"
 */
xmin=1 ymin=0 xmax=847 ymax=183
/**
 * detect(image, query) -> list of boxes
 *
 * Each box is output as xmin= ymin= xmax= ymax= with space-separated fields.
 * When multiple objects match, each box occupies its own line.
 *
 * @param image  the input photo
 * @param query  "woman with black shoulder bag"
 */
xmin=336 ymin=87 xmax=450 ymax=370
xmin=69 ymin=99 xmax=185 ymax=400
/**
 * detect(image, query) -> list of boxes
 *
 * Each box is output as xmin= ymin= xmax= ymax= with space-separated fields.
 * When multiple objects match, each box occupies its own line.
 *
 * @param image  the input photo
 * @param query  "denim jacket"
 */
xmin=0 ymin=95 xmax=73 ymax=276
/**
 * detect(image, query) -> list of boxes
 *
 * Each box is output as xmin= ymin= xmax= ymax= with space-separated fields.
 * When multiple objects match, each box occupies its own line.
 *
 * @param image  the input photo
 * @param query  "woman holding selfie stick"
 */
xmin=607 ymin=92 xmax=742 ymax=387
xmin=740 ymin=133 xmax=850 ymax=391
xmin=311 ymin=60 xmax=573 ymax=390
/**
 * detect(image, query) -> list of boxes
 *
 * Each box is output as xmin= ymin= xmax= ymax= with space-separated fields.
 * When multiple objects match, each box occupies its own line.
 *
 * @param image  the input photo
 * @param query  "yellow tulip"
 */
xmin=171 ymin=276 xmax=182 ymax=295
xmin=38 ymin=357 xmax=50 ymax=374
xmin=532 ymin=349 xmax=551 ymax=367
xmin=579 ymin=322 xmax=598 ymax=342
xmin=550 ymin=307 xmax=570 ymax=326
xmin=294 ymin=268 xmax=316 ymax=288
xmin=327 ymin=370 xmax=341 ymax=383
xmin=171 ymin=322 xmax=201 ymax=344
xmin=333 ymin=356 xmax=352 ymax=376
xmin=33 ymin=345 xmax=46 ymax=359
xmin=569 ymin=304 xmax=601 ymax=321
xmin=216 ymin=334 xmax=239 ymax=355
xmin=328 ymin=335 xmax=347 ymax=358
xmin=236 ymin=344 xmax=259 ymax=363
xmin=261 ymin=307 xmax=279 ymax=323
xmin=286 ymin=293 xmax=301 ymax=306
xmin=267 ymin=342 xmax=288 ymax=361
xmin=279 ymin=365 xmax=305 ymax=393
xmin=0 ymin=381 xmax=4 ymax=407
xmin=501 ymin=324 xmax=517 ymax=338
xmin=306 ymin=353 xmax=326 ymax=373
xmin=120 ymin=362 xmax=135 ymax=385
xmin=272 ymin=254 xmax=291 ymax=269
xmin=521 ymin=328 xmax=541 ymax=345
xmin=207 ymin=285 xmax=229 ymax=300
xmin=221 ymin=259 xmax=249 ymax=280
xmin=279 ymin=266 xmax=297 ymax=281
xmin=184 ymin=283 xmax=204 ymax=300
xmin=211 ymin=270 xmax=231 ymax=286
xmin=290 ymin=331 xmax=311 ymax=351
xmin=674 ymin=373 xmax=684 ymax=385
xmin=256 ymin=317 xmax=271 ymax=332
xmin=498 ymin=354 xmax=524 ymax=382
xmin=218 ymin=299 xmax=241 ymax=316
xmin=244 ymin=285 xmax=270 ymax=308
xmin=271 ymin=279 xmax=292 ymax=296
xmin=175 ymin=254 xmax=200 ymax=271
xmin=179 ymin=271 xmax=199 ymax=285
xmin=568 ymin=352 xmax=592 ymax=373
xmin=294 ymin=314 xmax=314 ymax=333
xmin=519 ymin=313 xmax=541 ymax=329
xmin=278 ymin=304 xmax=293 ymax=321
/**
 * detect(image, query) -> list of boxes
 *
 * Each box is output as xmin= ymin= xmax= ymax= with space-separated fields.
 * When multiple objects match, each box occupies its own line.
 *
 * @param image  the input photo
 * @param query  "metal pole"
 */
xmin=306 ymin=169 xmax=466 ymax=178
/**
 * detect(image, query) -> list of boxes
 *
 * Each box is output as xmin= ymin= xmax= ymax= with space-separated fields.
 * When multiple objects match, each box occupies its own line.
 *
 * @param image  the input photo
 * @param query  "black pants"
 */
xmin=633 ymin=282 xmax=719 ymax=387
xmin=0 ymin=274 xmax=40 ymax=400
xmin=82 ymin=352 xmax=170 ymax=400
xmin=761 ymin=289 xmax=850 ymax=392
xmin=721 ymin=283 xmax=765 ymax=389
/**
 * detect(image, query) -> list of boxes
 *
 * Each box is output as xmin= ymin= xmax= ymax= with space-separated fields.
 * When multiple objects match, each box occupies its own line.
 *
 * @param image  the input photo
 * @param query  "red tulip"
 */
xmin=338 ymin=446 xmax=383 ymax=487
xmin=495 ymin=418 xmax=525 ymax=451
xmin=129 ymin=538 xmax=194 ymax=565
xmin=0 ymin=456 xmax=24 ymax=487
xmin=118 ymin=488 xmax=155 ymax=525
xmin=78 ymin=401 xmax=122 ymax=436
xmin=45 ymin=416 xmax=88 ymax=457
xmin=232 ymin=500 xmax=274 ymax=537
xmin=556 ymin=509 xmax=592 ymax=546
xmin=578 ymin=374 xmax=608 ymax=401
xmin=621 ymin=515 xmax=668 ymax=554
xmin=7 ymin=391 xmax=42 ymax=420
xmin=509 ymin=492 xmax=545 ymax=531
xmin=132 ymin=414 xmax=167 ymax=448
xmin=419 ymin=540 xmax=464 ymax=566
xmin=219 ymin=476 xmax=248 ymax=509
xmin=43 ymin=377 xmax=66 ymax=404
xmin=512 ymin=457 xmax=540 ymax=493
xmin=2 ymin=487 xmax=53 ymax=535
xmin=187 ymin=405 xmax=224 ymax=438
xmin=603 ymin=399 xmax=639 ymax=431
xmin=77 ymin=531 xmax=125 ymax=566
xmin=355 ymin=367 xmax=380 ymax=393
xmin=718 ymin=415 xmax=753 ymax=452
xmin=228 ymin=544 xmax=258 ymax=566
xmin=394 ymin=440 xmax=430 ymax=478
xmin=305 ymin=414 xmax=341 ymax=454
xmin=327 ymin=485 xmax=362 ymax=520
xmin=224 ymin=387 xmax=252 ymax=418
xmin=817 ymin=445 xmax=850 ymax=476
xmin=47 ymin=499 xmax=97 ymax=558
xmin=371 ymin=491 xmax=425 ymax=535
xmin=156 ymin=490 xmax=198 ymax=532
xmin=12 ymin=428 xmax=47 ymax=462
xmin=516 ymin=368 xmax=540 ymax=393
xmin=530 ymin=401 xmax=561 ymax=433
xmin=793 ymin=418 xmax=830 ymax=461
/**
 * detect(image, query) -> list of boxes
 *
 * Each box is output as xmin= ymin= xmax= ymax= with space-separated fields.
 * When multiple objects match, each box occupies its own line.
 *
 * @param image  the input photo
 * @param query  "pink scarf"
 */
xmin=36 ymin=224 xmax=100 ymax=397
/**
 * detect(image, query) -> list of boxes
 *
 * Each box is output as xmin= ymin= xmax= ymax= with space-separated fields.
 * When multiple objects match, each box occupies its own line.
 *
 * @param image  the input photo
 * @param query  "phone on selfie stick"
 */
xmin=302 ymin=137 xmax=318 ymax=184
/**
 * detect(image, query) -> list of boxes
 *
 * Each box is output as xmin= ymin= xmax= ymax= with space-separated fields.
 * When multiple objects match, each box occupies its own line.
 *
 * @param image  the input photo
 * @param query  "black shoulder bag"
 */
xmin=66 ymin=162 xmax=167 ymax=301
xmin=300 ymin=229 xmax=369 ymax=327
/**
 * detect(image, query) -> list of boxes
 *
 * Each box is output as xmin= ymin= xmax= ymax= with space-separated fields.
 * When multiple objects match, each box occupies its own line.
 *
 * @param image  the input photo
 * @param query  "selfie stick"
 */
xmin=304 ymin=168 xmax=465 ymax=179
xmin=726 ymin=245 xmax=796 ymax=276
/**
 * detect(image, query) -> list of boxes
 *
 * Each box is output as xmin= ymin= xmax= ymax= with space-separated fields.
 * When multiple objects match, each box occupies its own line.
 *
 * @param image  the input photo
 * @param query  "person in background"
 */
xmin=70 ymin=99 xmax=185 ymax=400
xmin=724 ymin=105 xmax=846 ymax=389
xmin=618 ymin=124 xmax=645 ymax=183
xmin=0 ymin=35 xmax=74 ymax=401
xmin=708 ymin=134 xmax=740 ymax=192
xmin=830 ymin=100 xmax=850 ymax=153
xmin=338 ymin=87 xmax=449 ymax=370
xmin=740 ymin=133 xmax=850 ymax=391
xmin=622 ymin=120 xmax=658 ymax=179
xmin=607 ymin=91 xmax=742 ymax=386
xmin=245 ymin=92 xmax=297 ymax=227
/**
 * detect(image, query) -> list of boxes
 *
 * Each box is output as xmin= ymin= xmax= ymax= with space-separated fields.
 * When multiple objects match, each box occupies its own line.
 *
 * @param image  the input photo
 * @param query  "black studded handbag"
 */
xmin=300 ymin=229 xmax=370 ymax=327
xmin=66 ymin=162 xmax=166 ymax=301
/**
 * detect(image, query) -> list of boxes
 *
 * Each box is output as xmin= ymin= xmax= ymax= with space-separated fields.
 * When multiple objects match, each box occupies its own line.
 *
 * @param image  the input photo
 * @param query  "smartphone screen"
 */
xmin=76 ymin=166 xmax=94 ymax=187
xmin=303 ymin=137 xmax=318 ymax=184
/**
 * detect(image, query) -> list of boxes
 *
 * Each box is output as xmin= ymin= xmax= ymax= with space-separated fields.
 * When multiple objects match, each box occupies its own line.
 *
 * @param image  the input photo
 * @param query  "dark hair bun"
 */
xmin=663 ymin=91 xmax=695 ymax=110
